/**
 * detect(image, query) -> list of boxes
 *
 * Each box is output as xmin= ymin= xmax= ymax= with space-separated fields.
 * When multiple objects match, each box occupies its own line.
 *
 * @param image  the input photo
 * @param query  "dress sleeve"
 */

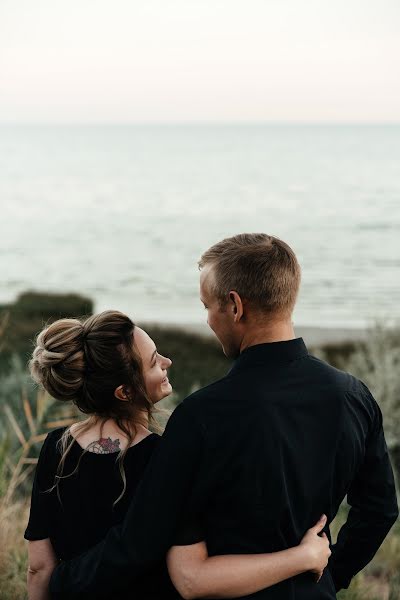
xmin=24 ymin=431 xmax=59 ymax=541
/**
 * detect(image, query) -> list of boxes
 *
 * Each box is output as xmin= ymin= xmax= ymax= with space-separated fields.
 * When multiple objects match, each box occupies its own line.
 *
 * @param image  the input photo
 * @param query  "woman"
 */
xmin=25 ymin=310 xmax=331 ymax=600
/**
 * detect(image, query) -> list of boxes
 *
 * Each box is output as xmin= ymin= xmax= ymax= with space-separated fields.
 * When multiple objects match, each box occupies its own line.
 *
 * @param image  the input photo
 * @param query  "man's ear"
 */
xmin=114 ymin=385 xmax=131 ymax=402
xmin=229 ymin=291 xmax=244 ymax=322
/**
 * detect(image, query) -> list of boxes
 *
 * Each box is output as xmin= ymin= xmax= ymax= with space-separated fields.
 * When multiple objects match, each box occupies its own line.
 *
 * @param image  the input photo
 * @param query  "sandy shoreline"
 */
xmin=143 ymin=322 xmax=367 ymax=347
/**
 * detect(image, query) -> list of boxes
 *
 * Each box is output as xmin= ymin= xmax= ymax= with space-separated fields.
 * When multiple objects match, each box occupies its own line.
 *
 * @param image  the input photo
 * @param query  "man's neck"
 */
xmin=239 ymin=319 xmax=296 ymax=353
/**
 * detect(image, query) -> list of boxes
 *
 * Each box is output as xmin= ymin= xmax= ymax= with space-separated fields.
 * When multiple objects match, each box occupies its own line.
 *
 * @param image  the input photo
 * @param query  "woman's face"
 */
xmin=134 ymin=327 xmax=173 ymax=403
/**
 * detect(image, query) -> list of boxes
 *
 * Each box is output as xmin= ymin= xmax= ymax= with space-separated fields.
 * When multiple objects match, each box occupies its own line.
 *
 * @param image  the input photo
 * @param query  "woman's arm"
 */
xmin=167 ymin=515 xmax=330 ymax=600
xmin=27 ymin=539 xmax=58 ymax=600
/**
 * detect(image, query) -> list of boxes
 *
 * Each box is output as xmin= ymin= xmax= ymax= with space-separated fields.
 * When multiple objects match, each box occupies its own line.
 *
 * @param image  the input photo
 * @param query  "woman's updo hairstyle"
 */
xmin=30 ymin=319 xmax=85 ymax=401
xmin=30 ymin=310 xmax=152 ymax=422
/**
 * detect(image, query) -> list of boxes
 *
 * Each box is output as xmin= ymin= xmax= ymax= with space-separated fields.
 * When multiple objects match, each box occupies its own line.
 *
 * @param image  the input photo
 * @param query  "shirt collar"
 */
xmin=229 ymin=337 xmax=309 ymax=375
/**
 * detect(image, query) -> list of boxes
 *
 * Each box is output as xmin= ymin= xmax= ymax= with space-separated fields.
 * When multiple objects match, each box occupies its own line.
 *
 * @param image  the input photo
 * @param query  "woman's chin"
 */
xmin=153 ymin=382 xmax=173 ymax=403
xmin=162 ymin=382 xmax=173 ymax=396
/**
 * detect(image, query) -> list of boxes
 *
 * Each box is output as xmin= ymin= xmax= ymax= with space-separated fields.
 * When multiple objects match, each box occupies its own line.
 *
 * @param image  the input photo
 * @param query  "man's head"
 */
xmin=199 ymin=233 xmax=301 ymax=358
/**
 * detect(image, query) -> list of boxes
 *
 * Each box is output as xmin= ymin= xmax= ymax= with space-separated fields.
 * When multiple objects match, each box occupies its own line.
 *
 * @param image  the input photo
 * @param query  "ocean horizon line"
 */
xmin=1 ymin=121 xmax=400 ymax=128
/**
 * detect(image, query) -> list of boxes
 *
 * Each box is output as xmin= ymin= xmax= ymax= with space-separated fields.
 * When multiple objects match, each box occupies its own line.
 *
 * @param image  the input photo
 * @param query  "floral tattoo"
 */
xmin=87 ymin=437 xmax=121 ymax=454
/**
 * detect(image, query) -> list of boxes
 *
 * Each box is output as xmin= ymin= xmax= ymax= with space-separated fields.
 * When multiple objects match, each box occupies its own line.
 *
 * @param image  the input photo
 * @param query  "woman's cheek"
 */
xmin=145 ymin=373 xmax=156 ymax=400
xmin=153 ymin=374 xmax=164 ymax=396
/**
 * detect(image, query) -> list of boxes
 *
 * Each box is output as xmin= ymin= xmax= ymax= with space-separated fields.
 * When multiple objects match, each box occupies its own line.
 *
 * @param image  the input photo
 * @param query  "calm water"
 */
xmin=1 ymin=124 xmax=399 ymax=328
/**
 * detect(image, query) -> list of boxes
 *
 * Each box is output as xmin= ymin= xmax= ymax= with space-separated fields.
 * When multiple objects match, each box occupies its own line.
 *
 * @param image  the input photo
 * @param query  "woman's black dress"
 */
xmin=24 ymin=427 xmax=183 ymax=598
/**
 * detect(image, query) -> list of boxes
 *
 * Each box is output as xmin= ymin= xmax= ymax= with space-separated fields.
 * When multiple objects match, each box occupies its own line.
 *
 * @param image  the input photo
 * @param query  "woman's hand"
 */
xmin=299 ymin=514 xmax=331 ymax=582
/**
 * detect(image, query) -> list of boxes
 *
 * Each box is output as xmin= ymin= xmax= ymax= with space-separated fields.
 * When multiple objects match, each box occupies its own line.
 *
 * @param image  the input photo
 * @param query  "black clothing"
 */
xmin=25 ymin=430 xmax=186 ymax=599
xmin=25 ymin=429 xmax=160 ymax=559
xmin=50 ymin=338 xmax=399 ymax=600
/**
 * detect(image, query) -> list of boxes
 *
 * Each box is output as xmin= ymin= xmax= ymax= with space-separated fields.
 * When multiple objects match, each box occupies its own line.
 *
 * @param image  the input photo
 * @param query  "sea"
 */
xmin=1 ymin=124 xmax=399 ymax=329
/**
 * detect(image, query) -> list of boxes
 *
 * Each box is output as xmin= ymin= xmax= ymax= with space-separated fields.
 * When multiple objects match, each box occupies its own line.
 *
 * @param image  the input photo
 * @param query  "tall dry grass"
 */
xmin=0 ymin=498 xmax=30 ymax=600
xmin=0 ymin=386 xmax=78 ymax=600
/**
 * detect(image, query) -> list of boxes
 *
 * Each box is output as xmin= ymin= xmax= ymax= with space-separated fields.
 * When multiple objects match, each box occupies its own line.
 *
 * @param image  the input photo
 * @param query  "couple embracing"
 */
xmin=25 ymin=233 xmax=398 ymax=600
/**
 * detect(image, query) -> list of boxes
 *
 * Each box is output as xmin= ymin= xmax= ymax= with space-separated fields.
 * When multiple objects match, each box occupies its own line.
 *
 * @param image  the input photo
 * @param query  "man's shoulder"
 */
xmin=307 ymin=354 xmax=376 ymax=415
xmin=307 ymin=353 xmax=366 ymax=392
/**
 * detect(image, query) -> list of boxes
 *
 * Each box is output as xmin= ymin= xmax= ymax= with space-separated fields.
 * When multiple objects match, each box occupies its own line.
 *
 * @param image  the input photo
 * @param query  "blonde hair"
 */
xmin=30 ymin=310 xmax=160 ymax=505
xmin=199 ymin=233 xmax=301 ymax=317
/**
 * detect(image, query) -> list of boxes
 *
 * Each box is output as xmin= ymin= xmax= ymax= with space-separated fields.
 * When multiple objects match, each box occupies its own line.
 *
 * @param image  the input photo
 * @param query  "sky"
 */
xmin=0 ymin=0 xmax=399 ymax=123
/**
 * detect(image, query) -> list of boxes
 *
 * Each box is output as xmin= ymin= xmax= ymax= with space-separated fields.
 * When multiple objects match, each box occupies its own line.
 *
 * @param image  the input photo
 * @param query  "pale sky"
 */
xmin=0 ymin=0 xmax=399 ymax=123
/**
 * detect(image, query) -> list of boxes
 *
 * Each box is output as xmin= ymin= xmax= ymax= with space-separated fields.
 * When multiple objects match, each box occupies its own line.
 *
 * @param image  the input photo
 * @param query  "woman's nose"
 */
xmin=163 ymin=355 xmax=172 ymax=368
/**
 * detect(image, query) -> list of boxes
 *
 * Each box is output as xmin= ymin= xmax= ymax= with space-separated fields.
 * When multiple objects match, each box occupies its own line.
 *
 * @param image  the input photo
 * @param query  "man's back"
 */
xmin=182 ymin=338 xmax=398 ymax=599
xmin=49 ymin=338 xmax=398 ymax=600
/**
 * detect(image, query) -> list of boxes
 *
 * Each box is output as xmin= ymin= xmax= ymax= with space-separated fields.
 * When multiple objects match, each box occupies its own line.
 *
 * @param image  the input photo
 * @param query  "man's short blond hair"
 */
xmin=199 ymin=233 xmax=301 ymax=317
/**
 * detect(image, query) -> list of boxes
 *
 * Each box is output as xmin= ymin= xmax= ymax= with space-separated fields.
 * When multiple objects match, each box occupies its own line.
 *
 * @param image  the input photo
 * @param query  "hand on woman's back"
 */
xmin=299 ymin=515 xmax=331 ymax=581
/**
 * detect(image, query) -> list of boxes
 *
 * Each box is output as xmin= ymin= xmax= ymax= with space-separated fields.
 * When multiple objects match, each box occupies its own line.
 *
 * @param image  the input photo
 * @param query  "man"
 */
xmin=50 ymin=233 xmax=398 ymax=599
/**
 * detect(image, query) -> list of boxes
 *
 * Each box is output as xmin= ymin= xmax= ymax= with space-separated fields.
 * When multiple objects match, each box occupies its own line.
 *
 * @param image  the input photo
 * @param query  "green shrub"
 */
xmin=0 ymin=291 xmax=93 ymax=373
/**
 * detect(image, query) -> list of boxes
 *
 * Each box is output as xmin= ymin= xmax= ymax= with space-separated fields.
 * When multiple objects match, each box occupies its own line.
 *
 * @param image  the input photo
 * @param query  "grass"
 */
xmin=0 ymin=384 xmax=79 ymax=600
xmin=0 ymin=499 xmax=30 ymax=600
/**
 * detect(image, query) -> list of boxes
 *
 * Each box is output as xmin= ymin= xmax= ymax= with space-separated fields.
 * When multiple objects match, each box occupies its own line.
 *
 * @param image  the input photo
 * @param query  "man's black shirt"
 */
xmin=50 ymin=338 xmax=398 ymax=599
